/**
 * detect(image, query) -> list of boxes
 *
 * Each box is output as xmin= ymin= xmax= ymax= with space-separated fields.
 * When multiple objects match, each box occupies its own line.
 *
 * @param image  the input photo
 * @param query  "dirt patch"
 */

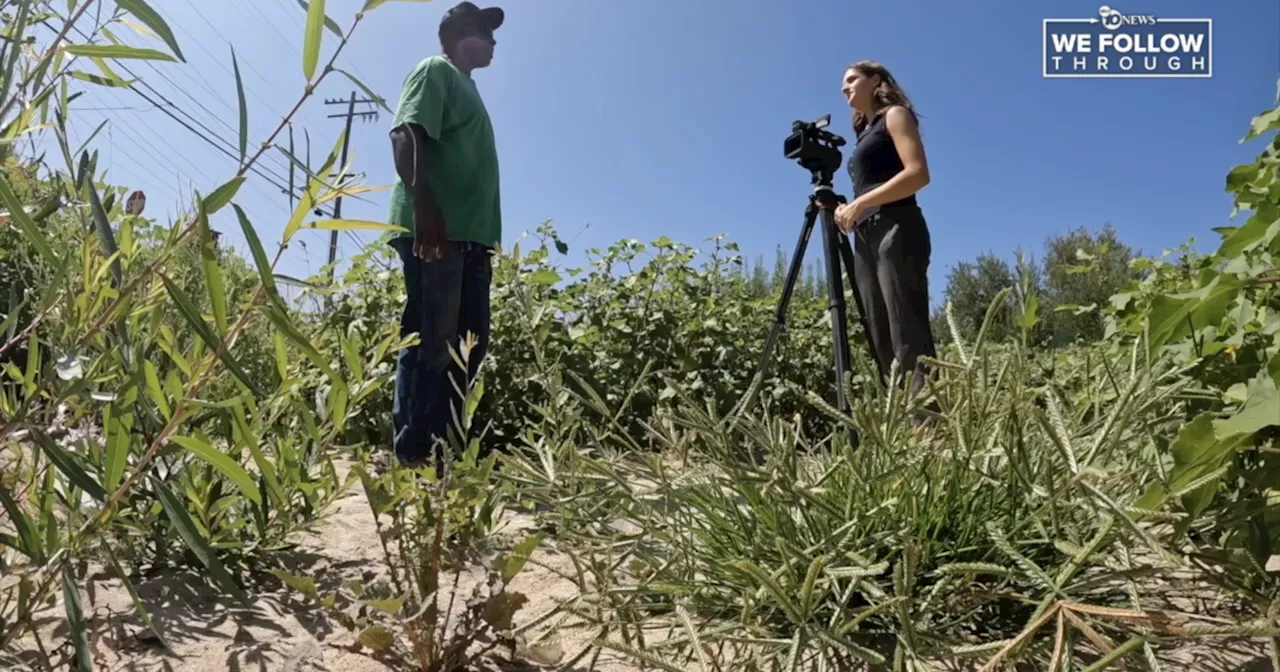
xmin=2 ymin=458 xmax=638 ymax=672
xmin=2 ymin=455 xmax=1273 ymax=671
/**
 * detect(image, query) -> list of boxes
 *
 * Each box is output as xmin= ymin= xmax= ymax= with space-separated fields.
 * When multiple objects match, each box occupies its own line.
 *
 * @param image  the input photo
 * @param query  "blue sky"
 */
xmin=61 ymin=0 xmax=1279 ymax=305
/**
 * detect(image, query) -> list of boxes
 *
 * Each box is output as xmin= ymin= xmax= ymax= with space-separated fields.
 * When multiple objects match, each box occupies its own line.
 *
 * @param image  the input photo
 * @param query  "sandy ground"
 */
xmin=2 ymin=451 xmax=1275 ymax=671
xmin=2 ymin=457 xmax=640 ymax=672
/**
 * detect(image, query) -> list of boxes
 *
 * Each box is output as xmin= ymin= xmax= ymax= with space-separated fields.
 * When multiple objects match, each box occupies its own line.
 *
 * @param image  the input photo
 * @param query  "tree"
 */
xmin=1040 ymin=224 xmax=1138 ymax=343
xmin=748 ymin=253 xmax=770 ymax=298
xmin=937 ymin=252 xmax=1019 ymax=343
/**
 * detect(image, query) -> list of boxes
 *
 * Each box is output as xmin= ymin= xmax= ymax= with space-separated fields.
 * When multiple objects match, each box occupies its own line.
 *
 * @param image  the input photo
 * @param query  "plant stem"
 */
xmin=10 ymin=10 xmax=369 ymax=634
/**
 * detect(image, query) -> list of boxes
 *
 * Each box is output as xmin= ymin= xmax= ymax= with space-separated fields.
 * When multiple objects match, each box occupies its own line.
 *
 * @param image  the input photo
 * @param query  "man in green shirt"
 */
xmin=387 ymin=1 xmax=503 ymax=468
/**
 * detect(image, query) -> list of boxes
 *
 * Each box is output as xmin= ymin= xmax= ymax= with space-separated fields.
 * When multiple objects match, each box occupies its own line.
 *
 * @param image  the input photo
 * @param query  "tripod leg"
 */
xmin=818 ymin=207 xmax=853 ymax=414
xmin=749 ymin=202 xmax=820 ymax=387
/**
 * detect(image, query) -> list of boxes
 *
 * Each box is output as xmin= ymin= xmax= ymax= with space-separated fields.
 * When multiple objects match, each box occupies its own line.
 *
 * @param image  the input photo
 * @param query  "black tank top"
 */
xmin=847 ymin=106 xmax=917 ymax=209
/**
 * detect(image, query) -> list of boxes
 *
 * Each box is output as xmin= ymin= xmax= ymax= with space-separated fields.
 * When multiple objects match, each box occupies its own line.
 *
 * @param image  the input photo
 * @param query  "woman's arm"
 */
xmin=856 ymin=105 xmax=930 ymax=207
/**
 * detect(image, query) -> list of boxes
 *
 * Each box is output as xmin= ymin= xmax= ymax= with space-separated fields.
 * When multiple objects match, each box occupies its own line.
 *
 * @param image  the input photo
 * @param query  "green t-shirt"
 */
xmin=386 ymin=55 xmax=501 ymax=248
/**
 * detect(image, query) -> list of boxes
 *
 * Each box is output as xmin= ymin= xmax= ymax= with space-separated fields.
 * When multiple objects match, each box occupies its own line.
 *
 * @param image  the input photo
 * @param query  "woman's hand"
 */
xmin=834 ymin=198 xmax=869 ymax=233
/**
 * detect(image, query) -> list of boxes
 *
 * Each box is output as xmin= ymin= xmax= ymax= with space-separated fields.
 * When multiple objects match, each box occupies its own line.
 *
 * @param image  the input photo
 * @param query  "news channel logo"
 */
xmin=1043 ymin=5 xmax=1212 ymax=78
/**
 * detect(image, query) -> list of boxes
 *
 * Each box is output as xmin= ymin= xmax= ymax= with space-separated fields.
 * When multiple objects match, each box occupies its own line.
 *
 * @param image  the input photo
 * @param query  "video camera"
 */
xmin=783 ymin=114 xmax=846 ymax=185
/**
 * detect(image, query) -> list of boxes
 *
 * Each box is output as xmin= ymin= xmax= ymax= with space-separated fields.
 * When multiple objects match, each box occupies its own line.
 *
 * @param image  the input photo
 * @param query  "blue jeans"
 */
xmin=390 ymin=237 xmax=493 ymax=467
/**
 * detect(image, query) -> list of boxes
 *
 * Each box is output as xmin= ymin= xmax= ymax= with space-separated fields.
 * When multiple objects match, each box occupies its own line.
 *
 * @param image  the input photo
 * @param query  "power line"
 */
xmin=324 ymin=92 xmax=380 ymax=271
xmin=61 ymin=23 xmax=321 ymax=211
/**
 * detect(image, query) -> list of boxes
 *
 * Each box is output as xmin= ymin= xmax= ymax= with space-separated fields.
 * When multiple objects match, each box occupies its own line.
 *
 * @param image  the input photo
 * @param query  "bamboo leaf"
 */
xmin=201 ymin=176 xmax=244 ymax=215
xmin=115 ymin=0 xmax=185 ymax=61
xmin=260 ymin=303 xmax=343 ymax=391
xmin=361 ymin=0 xmax=433 ymax=13
xmin=84 ymin=168 xmax=123 ymax=288
xmin=302 ymin=0 xmax=326 ymax=81
xmin=103 ymin=410 xmax=130 ymax=495
xmin=231 ymin=403 xmax=286 ymax=506
xmin=313 ymin=183 xmax=391 ymax=205
xmin=68 ymin=71 xmax=135 ymax=88
xmin=305 ymin=218 xmax=407 ymax=233
xmin=296 ymin=0 xmax=344 ymax=38
xmin=196 ymin=203 xmax=229 ymax=336
xmin=230 ymin=46 xmax=247 ymax=166
xmin=117 ymin=17 xmax=158 ymax=40
xmin=151 ymin=475 xmax=248 ymax=605
xmin=169 ymin=436 xmax=262 ymax=506
xmin=283 ymin=130 xmax=345 ymax=242
xmin=335 ymin=67 xmax=391 ymax=112
xmin=0 ymin=484 xmax=41 ymax=560
xmin=0 ymin=2 xmax=31 ymax=115
xmin=33 ymin=430 xmax=107 ymax=502
xmin=104 ymin=544 xmax=170 ymax=650
xmin=0 ymin=174 xmax=59 ymax=267
xmin=160 ymin=273 xmax=264 ymax=396
xmin=63 ymin=44 xmax=177 ymax=62
xmin=144 ymin=359 xmax=172 ymax=420
xmin=62 ymin=565 xmax=93 ymax=671
xmin=232 ymin=203 xmax=285 ymax=312
xmin=75 ymin=119 xmax=109 ymax=158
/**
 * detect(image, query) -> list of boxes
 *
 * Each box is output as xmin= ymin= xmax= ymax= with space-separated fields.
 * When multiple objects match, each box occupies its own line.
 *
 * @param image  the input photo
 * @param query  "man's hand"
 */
xmin=413 ymin=205 xmax=448 ymax=260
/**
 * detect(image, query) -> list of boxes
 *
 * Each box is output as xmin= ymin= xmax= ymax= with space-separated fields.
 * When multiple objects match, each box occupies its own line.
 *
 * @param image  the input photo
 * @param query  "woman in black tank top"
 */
xmin=835 ymin=60 xmax=939 ymax=410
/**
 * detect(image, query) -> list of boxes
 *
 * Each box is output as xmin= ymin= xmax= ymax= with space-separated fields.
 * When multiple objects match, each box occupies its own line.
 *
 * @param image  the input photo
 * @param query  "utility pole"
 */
xmin=323 ymin=91 xmax=380 ymax=271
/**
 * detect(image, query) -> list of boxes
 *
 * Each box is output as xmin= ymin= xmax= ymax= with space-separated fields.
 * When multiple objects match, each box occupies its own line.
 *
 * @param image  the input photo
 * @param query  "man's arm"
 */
xmin=391 ymin=123 xmax=442 ymax=222
xmin=390 ymin=59 xmax=450 ymax=259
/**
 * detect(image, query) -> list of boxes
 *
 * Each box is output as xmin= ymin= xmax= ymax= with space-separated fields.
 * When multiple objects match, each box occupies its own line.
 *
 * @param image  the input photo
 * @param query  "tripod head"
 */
xmin=783 ymin=114 xmax=846 ymax=188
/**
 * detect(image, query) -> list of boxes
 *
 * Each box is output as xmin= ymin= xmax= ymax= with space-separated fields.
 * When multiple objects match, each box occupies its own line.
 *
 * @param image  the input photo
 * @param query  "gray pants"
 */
xmin=850 ymin=204 xmax=938 ymax=397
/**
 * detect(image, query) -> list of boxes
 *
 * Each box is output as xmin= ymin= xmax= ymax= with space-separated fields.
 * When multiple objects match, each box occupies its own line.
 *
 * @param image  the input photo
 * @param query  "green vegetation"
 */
xmin=2 ymin=1 xmax=1279 ymax=671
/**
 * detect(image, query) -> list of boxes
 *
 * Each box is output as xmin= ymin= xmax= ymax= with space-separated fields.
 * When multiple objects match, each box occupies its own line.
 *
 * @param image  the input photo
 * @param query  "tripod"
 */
xmin=748 ymin=115 xmax=873 ymax=443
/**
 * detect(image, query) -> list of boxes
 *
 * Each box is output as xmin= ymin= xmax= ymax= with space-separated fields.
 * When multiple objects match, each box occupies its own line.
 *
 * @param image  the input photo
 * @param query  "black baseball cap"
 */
xmin=440 ymin=2 xmax=504 ymax=33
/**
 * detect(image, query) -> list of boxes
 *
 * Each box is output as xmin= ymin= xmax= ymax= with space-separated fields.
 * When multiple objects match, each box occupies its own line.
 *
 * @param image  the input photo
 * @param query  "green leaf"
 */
xmin=1214 ymin=375 xmax=1280 ymax=440
xmin=501 ymin=534 xmax=544 ymax=582
xmin=63 ymin=44 xmax=177 ymax=62
xmin=260 ymin=304 xmax=344 ymax=390
xmin=84 ymin=169 xmax=123 ymax=288
xmin=359 ymin=597 xmax=405 ymax=616
xmin=296 ymin=0 xmax=344 ymax=38
xmin=160 ymin=273 xmax=264 ymax=396
xmin=527 ymin=269 xmax=562 ymax=285
xmin=196 ymin=203 xmax=229 ymax=337
xmin=0 ymin=2 xmax=31 ymax=115
xmin=283 ymin=130 xmax=345 ymax=242
xmin=68 ymin=71 xmax=135 ymax=88
xmin=231 ymin=204 xmax=285 ymax=312
xmin=169 ymin=436 xmax=262 ymax=506
xmin=115 ymin=0 xmax=185 ymax=62
xmin=230 ymin=46 xmax=247 ymax=167
xmin=268 ymin=569 xmax=320 ymax=599
xmin=103 ymin=544 xmax=169 ymax=650
xmin=33 ymin=430 xmax=106 ymax=502
xmin=103 ymin=409 xmax=131 ymax=495
xmin=144 ymin=360 xmax=172 ymax=420
xmin=1243 ymin=106 xmax=1280 ymax=143
xmin=302 ymin=0 xmax=325 ymax=81
xmin=334 ymin=68 xmax=391 ymax=112
xmin=62 ymin=565 xmax=93 ymax=671
xmin=1146 ymin=274 xmax=1244 ymax=352
xmin=361 ymin=0 xmax=432 ymax=13
xmin=0 ymin=174 xmax=58 ymax=267
xmin=151 ymin=475 xmax=248 ymax=605
xmin=231 ymin=404 xmax=286 ymax=507
xmin=359 ymin=625 xmax=396 ymax=653
xmin=305 ymin=218 xmax=407 ymax=233
xmin=201 ymin=176 xmax=244 ymax=215
xmin=0 ymin=481 xmax=42 ymax=560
